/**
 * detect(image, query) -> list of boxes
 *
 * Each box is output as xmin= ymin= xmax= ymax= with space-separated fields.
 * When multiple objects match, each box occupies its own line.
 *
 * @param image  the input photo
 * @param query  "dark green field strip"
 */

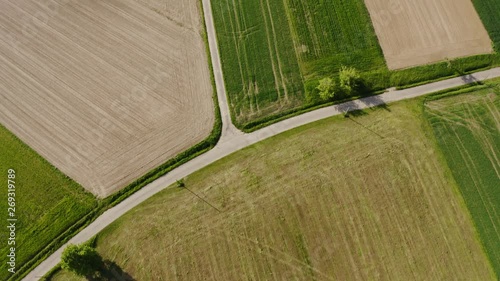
xmin=0 ymin=124 xmax=97 ymax=280
xmin=285 ymin=0 xmax=385 ymax=77
xmin=287 ymin=0 xmax=378 ymax=57
xmin=426 ymin=92 xmax=500 ymax=277
xmin=212 ymin=0 xmax=303 ymax=124
xmin=473 ymin=0 xmax=500 ymax=50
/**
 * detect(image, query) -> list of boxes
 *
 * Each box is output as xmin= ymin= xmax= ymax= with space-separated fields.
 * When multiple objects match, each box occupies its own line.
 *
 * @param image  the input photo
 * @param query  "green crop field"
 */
xmin=426 ymin=88 xmax=500 ymax=277
xmin=473 ymin=0 xmax=500 ymax=50
xmin=212 ymin=0 xmax=500 ymax=130
xmin=0 ymin=125 xmax=97 ymax=281
xmin=211 ymin=0 xmax=385 ymax=126
xmin=50 ymin=99 xmax=496 ymax=280
xmin=287 ymin=0 xmax=385 ymax=78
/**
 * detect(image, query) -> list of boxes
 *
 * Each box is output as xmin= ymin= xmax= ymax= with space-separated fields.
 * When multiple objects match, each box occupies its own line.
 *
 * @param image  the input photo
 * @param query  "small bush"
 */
xmin=176 ymin=179 xmax=185 ymax=188
xmin=317 ymin=77 xmax=336 ymax=101
xmin=339 ymin=66 xmax=361 ymax=94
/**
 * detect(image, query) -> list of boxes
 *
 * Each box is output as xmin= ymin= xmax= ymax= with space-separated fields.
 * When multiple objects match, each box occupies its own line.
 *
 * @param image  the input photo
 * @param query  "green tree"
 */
xmin=176 ymin=178 xmax=185 ymax=188
xmin=339 ymin=66 xmax=360 ymax=94
xmin=61 ymin=244 xmax=102 ymax=277
xmin=317 ymin=77 xmax=336 ymax=101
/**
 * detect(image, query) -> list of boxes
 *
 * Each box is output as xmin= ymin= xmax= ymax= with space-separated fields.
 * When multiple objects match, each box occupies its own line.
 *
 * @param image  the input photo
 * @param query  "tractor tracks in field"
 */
xmin=22 ymin=1 xmax=500 ymax=278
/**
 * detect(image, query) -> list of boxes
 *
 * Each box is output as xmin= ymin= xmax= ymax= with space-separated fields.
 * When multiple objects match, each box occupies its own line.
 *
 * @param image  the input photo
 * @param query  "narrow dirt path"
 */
xmin=201 ymin=0 xmax=243 ymax=139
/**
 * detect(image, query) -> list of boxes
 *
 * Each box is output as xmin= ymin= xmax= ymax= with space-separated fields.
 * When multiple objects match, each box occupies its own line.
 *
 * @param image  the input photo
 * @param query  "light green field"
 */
xmin=0 ymin=125 xmax=97 ymax=281
xmin=426 ymin=88 xmax=500 ymax=277
xmin=50 ymin=99 xmax=495 ymax=280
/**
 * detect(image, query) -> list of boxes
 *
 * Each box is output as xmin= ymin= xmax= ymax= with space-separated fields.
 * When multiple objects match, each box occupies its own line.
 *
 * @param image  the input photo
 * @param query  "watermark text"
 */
xmin=6 ymin=169 xmax=16 ymax=274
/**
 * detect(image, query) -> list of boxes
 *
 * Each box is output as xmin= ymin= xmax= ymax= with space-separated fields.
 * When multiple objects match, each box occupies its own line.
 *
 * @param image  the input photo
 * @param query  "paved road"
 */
xmin=22 ymin=1 xmax=500 ymax=279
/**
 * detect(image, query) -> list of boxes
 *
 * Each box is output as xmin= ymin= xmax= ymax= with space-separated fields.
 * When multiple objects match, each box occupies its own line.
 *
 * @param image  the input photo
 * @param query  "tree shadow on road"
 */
xmin=460 ymin=73 xmax=481 ymax=84
xmin=447 ymin=62 xmax=485 ymax=86
xmin=361 ymin=95 xmax=391 ymax=112
xmin=333 ymin=91 xmax=393 ymax=140
xmin=335 ymin=93 xmax=391 ymax=118
xmin=449 ymin=63 xmax=500 ymax=96
xmin=335 ymin=100 xmax=365 ymax=117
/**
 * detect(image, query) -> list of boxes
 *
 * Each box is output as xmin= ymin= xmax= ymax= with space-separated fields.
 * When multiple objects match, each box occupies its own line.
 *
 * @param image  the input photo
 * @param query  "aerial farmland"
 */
xmin=0 ymin=0 xmax=215 ymax=197
xmin=212 ymin=0 xmax=500 ymax=129
xmin=52 ymin=97 xmax=497 ymax=280
xmin=211 ymin=0 xmax=385 ymax=126
xmin=426 ymin=88 xmax=500 ymax=275
xmin=1 ymin=0 xmax=500 ymax=280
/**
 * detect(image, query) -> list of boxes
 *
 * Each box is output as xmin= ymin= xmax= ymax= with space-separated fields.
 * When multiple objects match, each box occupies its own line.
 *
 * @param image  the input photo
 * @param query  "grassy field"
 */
xmin=425 ymin=88 xmax=500 ymax=277
xmin=473 ymin=0 xmax=500 ymax=50
xmin=211 ymin=0 xmax=385 ymax=126
xmin=0 ymin=124 xmax=97 ymax=281
xmin=50 ymin=99 xmax=495 ymax=280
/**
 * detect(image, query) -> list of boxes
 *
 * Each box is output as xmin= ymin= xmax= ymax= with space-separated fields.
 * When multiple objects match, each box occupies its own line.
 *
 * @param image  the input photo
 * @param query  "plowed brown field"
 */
xmin=0 ymin=0 xmax=214 ymax=197
xmin=364 ymin=0 xmax=493 ymax=69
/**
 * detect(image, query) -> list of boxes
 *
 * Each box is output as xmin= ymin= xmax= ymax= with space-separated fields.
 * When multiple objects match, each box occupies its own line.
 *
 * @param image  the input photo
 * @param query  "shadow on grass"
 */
xmin=333 ymin=88 xmax=392 ymax=140
xmin=347 ymin=116 xmax=386 ymax=140
xmin=86 ymin=260 xmax=135 ymax=281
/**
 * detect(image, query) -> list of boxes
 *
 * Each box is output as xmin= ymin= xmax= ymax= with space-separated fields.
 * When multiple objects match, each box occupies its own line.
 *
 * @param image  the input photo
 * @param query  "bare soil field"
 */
xmin=0 ymin=0 xmax=214 ymax=197
xmin=364 ymin=0 xmax=493 ymax=69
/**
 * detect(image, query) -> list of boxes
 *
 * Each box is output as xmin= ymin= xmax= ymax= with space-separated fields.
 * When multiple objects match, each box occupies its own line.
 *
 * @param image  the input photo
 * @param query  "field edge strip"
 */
xmin=422 ymin=82 xmax=500 ymax=279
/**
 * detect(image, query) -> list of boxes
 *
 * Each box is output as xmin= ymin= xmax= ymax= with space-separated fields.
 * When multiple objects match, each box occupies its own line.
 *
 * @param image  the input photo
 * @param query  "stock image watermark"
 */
xmin=6 ymin=169 xmax=16 ymax=274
